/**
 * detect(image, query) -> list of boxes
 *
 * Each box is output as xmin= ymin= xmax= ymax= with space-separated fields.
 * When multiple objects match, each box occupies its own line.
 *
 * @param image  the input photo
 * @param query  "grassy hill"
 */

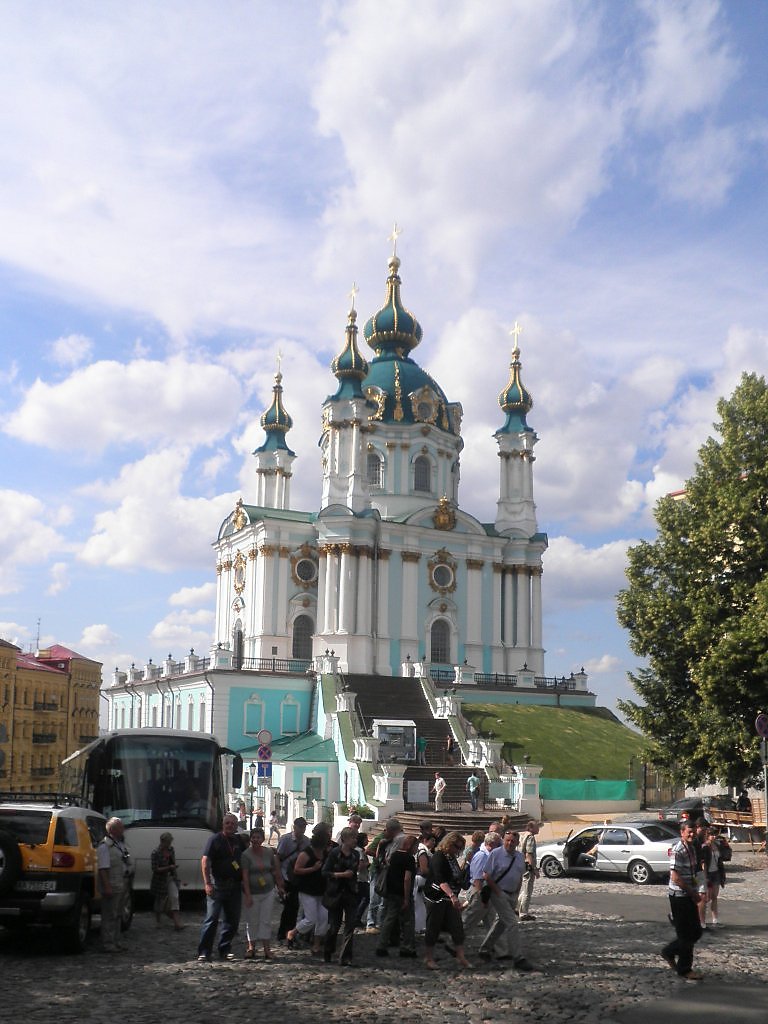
xmin=462 ymin=703 xmax=645 ymax=780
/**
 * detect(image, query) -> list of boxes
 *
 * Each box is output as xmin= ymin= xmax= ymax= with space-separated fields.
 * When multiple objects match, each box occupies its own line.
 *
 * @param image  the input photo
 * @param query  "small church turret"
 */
xmin=494 ymin=323 xmax=539 ymax=537
xmin=253 ymin=367 xmax=295 ymax=510
xmin=319 ymin=287 xmax=373 ymax=513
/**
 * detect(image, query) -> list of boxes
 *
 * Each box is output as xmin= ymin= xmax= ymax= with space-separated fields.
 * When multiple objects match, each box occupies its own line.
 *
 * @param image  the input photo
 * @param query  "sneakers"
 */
xmin=197 ymin=954 xmax=212 ymax=963
xmin=366 ymin=926 xmax=380 ymax=934
xmin=681 ymin=971 xmax=704 ymax=983
xmin=660 ymin=951 xmax=676 ymax=971
xmin=219 ymin=951 xmax=237 ymax=961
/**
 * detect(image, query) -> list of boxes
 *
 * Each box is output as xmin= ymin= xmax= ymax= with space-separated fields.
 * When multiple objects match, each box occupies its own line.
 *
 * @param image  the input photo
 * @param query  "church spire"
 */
xmin=496 ymin=322 xmax=534 ymax=436
xmin=330 ymin=286 xmax=369 ymax=400
xmin=494 ymin=323 xmax=539 ymax=537
xmin=254 ymin=368 xmax=295 ymax=454
xmin=252 ymin=364 xmax=296 ymax=510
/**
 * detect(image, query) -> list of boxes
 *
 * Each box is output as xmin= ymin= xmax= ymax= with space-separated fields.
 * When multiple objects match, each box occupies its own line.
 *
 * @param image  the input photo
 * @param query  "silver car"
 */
xmin=537 ymin=822 xmax=679 ymax=885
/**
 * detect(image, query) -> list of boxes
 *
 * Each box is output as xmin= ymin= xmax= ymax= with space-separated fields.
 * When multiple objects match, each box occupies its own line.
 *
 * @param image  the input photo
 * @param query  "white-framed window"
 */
xmin=292 ymin=614 xmax=314 ymax=660
xmin=280 ymin=695 xmax=300 ymax=736
xmin=414 ymin=454 xmax=432 ymax=493
xmin=430 ymin=618 xmax=451 ymax=663
xmin=199 ymin=699 xmax=206 ymax=733
xmin=244 ymin=694 xmax=265 ymax=735
xmin=151 ymin=704 xmax=158 ymax=727
xmin=187 ymin=698 xmax=194 ymax=730
xmin=366 ymin=451 xmax=383 ymax=488
xmin=119 ymin=705 xmax=126 ymax=729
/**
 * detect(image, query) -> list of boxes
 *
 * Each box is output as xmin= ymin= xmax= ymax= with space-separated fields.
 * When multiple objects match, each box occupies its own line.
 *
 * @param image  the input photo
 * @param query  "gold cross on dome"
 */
xmin=348 ymin=282 xmax=359 ymax=310
xmin=509 ymin=321 xmax=523 ymax=346
xmin=388 ymin=221 xmax=402 ymax=257
xmin=276 ymin=347 xmax=283 ymax=375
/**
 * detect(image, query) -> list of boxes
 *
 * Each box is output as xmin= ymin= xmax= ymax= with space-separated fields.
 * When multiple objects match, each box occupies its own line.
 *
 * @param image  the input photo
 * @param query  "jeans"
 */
xmin=468 ymin=789 xmax=479 ymax=811
xmin=366 ymin=875 xmax=383 ymax=927
xmin=377 ymin=893 xmax=416 ymax=953
xmin=198 ymin=885 xmax=242 ymax=956
xmin=324 ymin=889 xmax=358 ymax=963
xmin=662 ymin=894 xmax=703 ymax=975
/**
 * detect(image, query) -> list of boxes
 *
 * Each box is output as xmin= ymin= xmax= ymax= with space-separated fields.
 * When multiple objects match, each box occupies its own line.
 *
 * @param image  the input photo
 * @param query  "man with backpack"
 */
xmin=365 ymin=817 xmax=402 ymax=933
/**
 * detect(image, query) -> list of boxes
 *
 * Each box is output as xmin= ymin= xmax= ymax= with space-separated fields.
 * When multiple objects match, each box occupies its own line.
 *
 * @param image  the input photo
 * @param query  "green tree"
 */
xmin=617 ymin=372 xmax=768 ymax=786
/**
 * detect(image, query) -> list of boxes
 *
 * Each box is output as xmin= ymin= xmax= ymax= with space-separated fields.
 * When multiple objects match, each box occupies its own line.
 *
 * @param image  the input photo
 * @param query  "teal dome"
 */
xmin=330 ymin=307 xmax=369 ymax=400
xmin=363 ymin=352 xmax=457 ymax=433
xmin=254 ymin=372 xmax=295 ymax=453
xmin=363 ymin=255 xmax=422 ymax=355
xmin=496 ymin=345 xmax=534 ymax=434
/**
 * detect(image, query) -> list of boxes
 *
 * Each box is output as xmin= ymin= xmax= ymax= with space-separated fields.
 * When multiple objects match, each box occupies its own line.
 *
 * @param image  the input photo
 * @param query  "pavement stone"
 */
xmin=1 ymin=851 xmax=765 ymax=1024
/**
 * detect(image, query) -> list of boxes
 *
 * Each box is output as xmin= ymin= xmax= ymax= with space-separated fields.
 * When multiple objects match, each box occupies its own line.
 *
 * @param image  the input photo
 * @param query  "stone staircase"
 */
xmin=341 ymin=672 xmax=507 ymax=819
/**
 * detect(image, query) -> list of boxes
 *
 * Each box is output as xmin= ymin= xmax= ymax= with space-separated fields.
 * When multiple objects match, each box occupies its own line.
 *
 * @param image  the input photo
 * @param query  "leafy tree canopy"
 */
xmin=617 ymin=372 xmax=768 ymax=787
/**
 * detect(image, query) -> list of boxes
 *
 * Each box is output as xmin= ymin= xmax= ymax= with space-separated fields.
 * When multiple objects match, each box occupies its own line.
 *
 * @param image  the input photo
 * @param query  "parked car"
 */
xmin=0 ymin=800 xmax=132 ymax=952
xmin=658 ymin=795 xmax=736 ymax=827
xmin=537 ymin=821 xmax=679 ymax=885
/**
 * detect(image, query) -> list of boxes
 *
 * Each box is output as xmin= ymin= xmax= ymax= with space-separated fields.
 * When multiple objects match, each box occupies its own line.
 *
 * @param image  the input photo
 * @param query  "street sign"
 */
xmin=257 ymin=761 xmax=272 ymax=779
xmin=257 ymin=743 xmax=272 ymax=761
xmin=755 ymin=713 xmax=768 ymax=739
xmin=257 ymin=729 xmax=273 ymax=745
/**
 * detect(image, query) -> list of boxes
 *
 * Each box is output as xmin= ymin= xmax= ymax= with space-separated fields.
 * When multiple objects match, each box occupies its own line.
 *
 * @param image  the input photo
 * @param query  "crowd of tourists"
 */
xmin=194 ymin=811 xmax=540 ymax=970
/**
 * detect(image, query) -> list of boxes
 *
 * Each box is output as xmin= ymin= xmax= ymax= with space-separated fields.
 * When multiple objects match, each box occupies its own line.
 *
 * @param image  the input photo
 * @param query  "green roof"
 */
xmin=266 ymin=732 xmax=338 ymax=763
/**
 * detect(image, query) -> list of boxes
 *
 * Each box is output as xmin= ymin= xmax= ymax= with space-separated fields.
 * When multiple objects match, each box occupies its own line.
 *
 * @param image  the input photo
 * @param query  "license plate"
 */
xmin=15 ymin=879 xmax=57 ymax=892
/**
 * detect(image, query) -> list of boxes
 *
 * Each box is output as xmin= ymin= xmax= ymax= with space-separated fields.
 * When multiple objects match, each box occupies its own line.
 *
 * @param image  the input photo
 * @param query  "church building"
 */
xmin=106 ymin=245 xmax=593 ymax=820
xmin=215 ymin=248 xmax=547 ymax=679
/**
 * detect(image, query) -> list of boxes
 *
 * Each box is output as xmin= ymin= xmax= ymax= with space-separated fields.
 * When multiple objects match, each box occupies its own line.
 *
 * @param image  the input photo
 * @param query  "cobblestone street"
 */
xmin=3 ymin=852 xmax=766 ymax=1024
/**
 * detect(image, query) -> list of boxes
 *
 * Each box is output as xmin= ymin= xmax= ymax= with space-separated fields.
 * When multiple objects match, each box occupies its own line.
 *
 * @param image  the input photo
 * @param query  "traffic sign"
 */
xmin=755 ymin=713 xmax=768 ymax=739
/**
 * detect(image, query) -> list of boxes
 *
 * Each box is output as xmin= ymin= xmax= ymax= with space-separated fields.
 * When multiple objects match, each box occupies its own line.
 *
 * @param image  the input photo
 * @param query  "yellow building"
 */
xmin=0 ymin=641 xmax=102 ymax=794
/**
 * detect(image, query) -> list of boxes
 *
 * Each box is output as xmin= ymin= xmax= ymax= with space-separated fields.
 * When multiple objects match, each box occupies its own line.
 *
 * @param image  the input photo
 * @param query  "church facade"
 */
xmin=215 ymin=250 xmax=548 ymax=680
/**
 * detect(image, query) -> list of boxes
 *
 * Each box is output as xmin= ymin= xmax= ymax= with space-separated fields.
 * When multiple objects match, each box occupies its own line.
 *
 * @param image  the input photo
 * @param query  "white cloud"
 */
xmin=0 ymin=621 xmax=32 ymax=647
xmin=79 ymin=623 xmax=118 ymax=648
xmin=0 ymin=489 xmax=68 ymax=594
xmin=657 ymin=125 xmax=740 ymax=207
xmin=49 ymin=333 xmax=93 ymax=367
xmin=46 ymin=561 xmax=70 ymax=596
xmin=78 ymin=448 xmax=236 ymax=571
xmin=5 ymin=357 xmax=244 ymax=453
xmin=168 ymin=581 xmax=216 ymax=608
xmin=149 ymin=608 xmax=215 ymax=649
xmin=545 ymin=536 xmax=634 ymax=606
xmin=635 ymin=0 xmax=737 ymax=127
xmin=583 ymin=653 xmax=622 ymax=675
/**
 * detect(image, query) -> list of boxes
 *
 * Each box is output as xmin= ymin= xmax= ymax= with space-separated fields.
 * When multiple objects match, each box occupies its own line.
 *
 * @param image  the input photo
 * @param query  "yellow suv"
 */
xmin=0 ymin=800 xmax=111 ymax=952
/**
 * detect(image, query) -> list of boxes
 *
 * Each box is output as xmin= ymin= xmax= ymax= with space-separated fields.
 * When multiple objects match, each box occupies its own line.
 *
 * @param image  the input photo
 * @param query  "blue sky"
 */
xmin=1 ymin=1 xmax=767 ymax=717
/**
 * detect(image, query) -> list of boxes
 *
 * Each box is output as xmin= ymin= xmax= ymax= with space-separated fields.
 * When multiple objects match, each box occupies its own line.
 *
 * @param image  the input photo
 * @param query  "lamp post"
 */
xmin=248 ymin=761 xmax=257 ymax=829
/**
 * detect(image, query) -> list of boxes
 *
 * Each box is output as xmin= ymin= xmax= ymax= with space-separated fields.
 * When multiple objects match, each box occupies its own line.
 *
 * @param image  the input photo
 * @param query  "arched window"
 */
xmin=292 ymin=614 xmax=314 ymax=660
xmin=366 ymin=452 xmax=383 ymax=488
xmin=199 ymin=699 xmax=206 ymax=733
xmin=151 ymin=704 xmax=158 ymax=727
xmin=120 ymin=705 xmax=126 ymax=729
xmin=187 ymin=699 xmax=194 ymax=730
xmin=414 ymin=455 xmax=431 ymax=493
xmin=233 ymin=622 xmax=244 ymax=670
xmin=430 ymin=619 xmax=451 ymax=664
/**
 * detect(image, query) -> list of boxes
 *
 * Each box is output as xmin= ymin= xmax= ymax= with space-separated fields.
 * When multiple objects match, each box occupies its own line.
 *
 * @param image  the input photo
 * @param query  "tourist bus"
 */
xmin=61 ymin=729 xmax=243 ymax=893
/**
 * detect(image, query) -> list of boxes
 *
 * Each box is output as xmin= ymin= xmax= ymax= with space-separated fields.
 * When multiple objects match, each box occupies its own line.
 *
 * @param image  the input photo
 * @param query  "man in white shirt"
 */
xmin=432 ymin=772 xmax=447 ymax=812
xmin=479 ymin=830 xmax=534 ymax=971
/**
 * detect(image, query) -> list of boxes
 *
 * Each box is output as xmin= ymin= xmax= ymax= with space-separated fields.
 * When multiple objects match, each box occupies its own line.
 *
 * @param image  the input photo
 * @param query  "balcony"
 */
xmin=30 ymin=766 xmax=55 ymax=777
xmin=32 ymin=733 xmax=57 ymax=744
xmin=33 ymin=702 xmax=58 ymax=712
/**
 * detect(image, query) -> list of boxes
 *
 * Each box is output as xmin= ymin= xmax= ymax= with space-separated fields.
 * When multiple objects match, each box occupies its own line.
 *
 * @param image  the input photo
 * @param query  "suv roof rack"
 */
xmin=0 ymin=791 xmax=86 ymax=807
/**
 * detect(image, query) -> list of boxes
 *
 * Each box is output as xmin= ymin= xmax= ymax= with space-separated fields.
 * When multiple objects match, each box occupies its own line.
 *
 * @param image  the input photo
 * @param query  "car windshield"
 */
xmin=0 ymin=808 xmax=52 ymax=845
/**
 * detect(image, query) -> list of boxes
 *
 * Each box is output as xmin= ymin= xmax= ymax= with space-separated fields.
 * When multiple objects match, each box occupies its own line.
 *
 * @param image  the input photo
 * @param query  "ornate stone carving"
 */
xmin=432 ymin=496 xmax=456 ymax=531
xmin=233 ymin=498 xmax=248 ymax=532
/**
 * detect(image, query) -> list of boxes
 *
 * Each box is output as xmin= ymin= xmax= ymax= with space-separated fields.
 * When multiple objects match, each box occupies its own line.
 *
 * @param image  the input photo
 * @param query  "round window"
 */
xmin=295 ymin=558 xmax=318 ymax=583
xmin=432 ymin=564 xmax=454 ymax=589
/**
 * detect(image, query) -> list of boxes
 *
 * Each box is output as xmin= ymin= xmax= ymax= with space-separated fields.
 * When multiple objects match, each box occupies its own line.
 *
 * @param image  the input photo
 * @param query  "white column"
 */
xmin=516 ymin=568 xmax=531 ymax=650
xmin=338 ymin=546 xmax=355 ymax=633
xmin=357 ymin=548 xmax=372 ymax=636
xmin=254 ymin=549 xmax=268 ymax=635
xmin=324 ymin=546 xmax=339 ymax=634
xmin=316 ymin=549 xmax=327 ymax=638
xmin=400 ymin=554 xmax=420 ymax=648
xmin=376 ymin=551 xmax=390 ymax=640
xmin=492 ymin=565 xmax=503 ymax=647
xmin=531 ymin=567 xmax=543 ymax=650
xmin=465 ymin=561 xmax=483 ymax=646
xmin=503 ymin=568 xmax=514 ymax=648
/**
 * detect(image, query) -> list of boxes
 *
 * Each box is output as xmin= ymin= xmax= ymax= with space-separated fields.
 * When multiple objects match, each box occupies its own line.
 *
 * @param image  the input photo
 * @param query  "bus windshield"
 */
xmin=93 ymin=734 xmax=221 ymax=832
